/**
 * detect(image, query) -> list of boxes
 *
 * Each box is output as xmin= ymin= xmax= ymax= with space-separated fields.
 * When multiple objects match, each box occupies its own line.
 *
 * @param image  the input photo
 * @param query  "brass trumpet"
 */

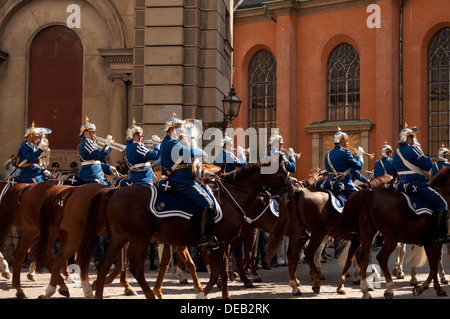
xmin=95 ymin=136 xmax=126 ymax=152
xmin=347 ymin=145 xmax=375 ymax=159
xmin=281 ymin=147 xmax=302 ymax=159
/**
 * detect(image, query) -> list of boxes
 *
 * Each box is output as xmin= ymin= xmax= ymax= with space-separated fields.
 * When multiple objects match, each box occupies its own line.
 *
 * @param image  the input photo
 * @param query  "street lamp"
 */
xmin=221 ymin=85 xmax=242 ymax=125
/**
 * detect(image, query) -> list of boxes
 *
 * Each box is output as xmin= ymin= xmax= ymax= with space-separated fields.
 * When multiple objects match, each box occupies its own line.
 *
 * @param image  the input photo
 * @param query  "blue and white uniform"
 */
xmin=78 ymin=137 xmax=113 ymax=185
xmin=125 ymin=141 xmax=160 ymax=184
xmin=374 ymin=157 xmax=395 ymax=178
xmin=17 ymin=141 xmax=45 ymax=183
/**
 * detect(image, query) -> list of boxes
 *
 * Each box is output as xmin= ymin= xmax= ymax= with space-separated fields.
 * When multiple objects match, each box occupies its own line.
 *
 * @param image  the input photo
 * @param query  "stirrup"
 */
xmin=436 ymin=235 xmax=450 ymax=244
xmin=199 ymin=236 xmax=224 ymax=251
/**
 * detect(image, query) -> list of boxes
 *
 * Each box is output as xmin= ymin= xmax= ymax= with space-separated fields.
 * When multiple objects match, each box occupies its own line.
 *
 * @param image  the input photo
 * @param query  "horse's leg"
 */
xmin=220 ymin=246 xmax=231 ymax=299
xmin=11 ymin=233 xmax=37 ymax=299
xmin=0 ymin=253 xmax=10 ymax=280
xmin=198 ymin=246 xmax=227 ymax=299
xmin=375 ymin=239 xmax=397 ymax=299
xmin=233 ymin=240 xmax=254 ymax=288
xmin=247 ymin=231 xmax=261 ymax=282
xmin=313 ymin=236 xmax=328 ymax=280
xmin=152 ymin=243 xmax=171 ymax=299
xmin=413 ymin=244 xmax=447 ymax=297
xmin=286 ymin=235 xmax=304 ymax=295
xmin=336 ymin=240 xmax=360 ymax=295
xmin=356 ymin=233 xmax=375 ymax=299
xmin=409 ymin=246 xmax=418 ymax=286
xmin=438 ymin=245 xmax=448 ymax=284
xmin=176 ymin=247 xmax=203 ymax=293
xmin=304 ymin=234 xmax=325 ymax=294
xmin=175 ymin=249 xmax=189 ymax=284
xmin=119 ymin=243 xmax=137 ymax=296
xmin=393 ymin=243 xmax=406 ymax=279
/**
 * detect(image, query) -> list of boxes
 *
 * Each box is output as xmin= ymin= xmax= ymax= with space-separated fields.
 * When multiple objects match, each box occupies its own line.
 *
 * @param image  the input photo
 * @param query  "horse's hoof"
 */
xmin=243 ymin=282 xmax=254 ymax=288
xmin=384 ymin=291 xmax=394 ymax=299
xmin=441 ymin=279 xmax=448 ymax=285
xmin=125 ymin=288 xmax=137 ymax=296
xmin=312 ymin=285 xmax=320 ymax=294
xmin=58 ymin=289 xmax=70 ymax=298
xmin=253 ymin=276 xmax=262 ymax=283
xmin=410 ymin=279 xmax=418 ymax=286
xmin=179 ymin=279 xmax=189 ymax=284
xmin=436 ymin=288 xmax=447 ymax=297
xmin=396 ymin=274 xmax=405 ymax=279
xmin=27 ymin=274 xmax=36 ymax=281
xmin=16 ymin=291 xmax=28 ymax=299
xmin=336 ymin=288 xmax=346 ymax=295
xmin=292 ymin=289 xmax=302 ymax=296
xmin=413 ymin=286 xmax=423 ymax=296
xmin=196 ymin=292 xmax=207 ymax=299
xmin=1 ymin=272 xmax=10 ymax=280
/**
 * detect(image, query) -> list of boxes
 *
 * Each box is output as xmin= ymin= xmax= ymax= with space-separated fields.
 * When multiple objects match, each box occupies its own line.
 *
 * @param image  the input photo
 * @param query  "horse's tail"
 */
xmin=78 ymin=188 xmax=114 ymax=281
xmin=331 ymin=189 xmax=374 ymax=239
xmin=406 ymin=245 xmax=427 ymax=268
xmin=0 ymin=183 xmax=29 ymax=249
xmin=265 ymin=197 xmax=292 ymax=262
xmin=33 ymin=187 xmax=74 ymax=270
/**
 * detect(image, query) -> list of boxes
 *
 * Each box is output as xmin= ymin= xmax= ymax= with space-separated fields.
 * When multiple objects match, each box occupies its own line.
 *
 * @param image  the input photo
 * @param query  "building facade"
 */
xmin=0 ymin=0 xmax=233 ymax=177
xmin=233 ymin=0 xmax=450 ymax=178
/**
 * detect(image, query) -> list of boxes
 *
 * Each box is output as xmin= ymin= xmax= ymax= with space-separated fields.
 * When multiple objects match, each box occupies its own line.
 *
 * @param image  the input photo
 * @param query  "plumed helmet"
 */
xmin=163 ymin=112 xmax=184 ymax=132
xmin=269 ymin=129 xmax=283 ymax=144
xmin=380 ymin=140 xmax=392 ymax=158
xmin=23 ymin=121 xmax=39 ymax=138
xmin=126 ymin=118 xmax=144 ymax=140
xmin=438 ymin=144 xmax=450 ymax=161
xmin=333 ymin=127 xmax=348 ymax=143
xmin=398 ymin=123 xmax=416 ymax=143
xmin=220 ymin=133 xmax=233 ymax=146
xmin=79 ymin=116 xmax=96 ymax=137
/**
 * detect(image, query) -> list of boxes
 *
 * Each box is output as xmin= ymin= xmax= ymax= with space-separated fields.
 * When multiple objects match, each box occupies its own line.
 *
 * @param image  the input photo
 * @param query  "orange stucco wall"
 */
xmin=233 ymin=0 xmax=450 ymax=179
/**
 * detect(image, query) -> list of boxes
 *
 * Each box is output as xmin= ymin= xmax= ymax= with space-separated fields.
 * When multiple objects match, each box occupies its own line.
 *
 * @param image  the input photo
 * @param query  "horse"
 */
xmin=32 ymin=183 xmax=137 ymax=299
xmin=77 ymin=159 xmax=292 ymax=299
xmin=334 ymin=166 xmax=450 ymax=299
xmin=0 ymin=180 xmax=78 ymax=298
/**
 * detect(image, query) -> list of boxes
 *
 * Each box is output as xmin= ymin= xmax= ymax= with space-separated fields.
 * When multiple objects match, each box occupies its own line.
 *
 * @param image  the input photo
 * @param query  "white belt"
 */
xmin=81 ymin=160 xmax=101 ymax=166
xmin=397 ymin=171 xmax=418 ymax=175
xmin=129 ymin=162 xmax=151 ymax=171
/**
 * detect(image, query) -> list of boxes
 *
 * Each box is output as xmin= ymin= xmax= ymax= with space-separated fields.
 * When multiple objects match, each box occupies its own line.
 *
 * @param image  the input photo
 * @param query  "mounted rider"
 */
xmin=265 ymin=130 xmax=297 ymax=174
xmin=160 ymin=113 xmax=222 ymax=251
xmin=431 ymin=145 xmax=450 ymax=178
xmin=392 ymin=124 xmax=450 ymax=243
xmin=320 ymin=127 xmax=367 ymax=198
xmin=16 ymin=122 xmax=50 ymax=184
xmin=78 ymin=117 xmax=119 ymax=185
xmin=373 ymin=141 xmax=396 ymax=178
xmin=119 ymin=119 xmax=160 ymax=186
xmin=213 ymin=133 xmax=247 ymax=173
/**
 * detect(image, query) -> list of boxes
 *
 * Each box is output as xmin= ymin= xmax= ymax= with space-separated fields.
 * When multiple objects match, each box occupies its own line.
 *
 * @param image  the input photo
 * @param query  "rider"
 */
xmin=16 ymin=122 xmax=49 ymax=183
xmin=123 ymin=119 xmax=160 ymax=186
xmin=323 ymin=127 xmax=367 ymax=198
xmin=213 ymin=133 xmax=247 ymax=173
xmin=160 ymin=113 xmax=222 ymax=251
xmin=265 ymin=130 xmax=297 ymax=174
xmin=78 ymin=117 xmax=119 ymax=185
xmin=373 ymin=141 xmax=396 ymax=178
xmin=431 ymin=145 xmax=450 ymax=178
xmin=392 ymin=125 xmax=450 ymax=244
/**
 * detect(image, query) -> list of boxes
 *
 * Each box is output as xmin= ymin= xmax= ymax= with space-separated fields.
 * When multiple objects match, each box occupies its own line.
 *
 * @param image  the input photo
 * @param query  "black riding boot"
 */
xmin=198 ymin=208 xmax=223 ymax=251
xmin=436 ymin=210 xmax=450 ymax=244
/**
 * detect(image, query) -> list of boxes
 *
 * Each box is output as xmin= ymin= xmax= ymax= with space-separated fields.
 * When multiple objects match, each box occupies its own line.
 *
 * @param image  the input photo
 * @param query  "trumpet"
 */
xmin=95 ymin=136 xmax=126 ymax=152
xmin=281 ymin=147 xmax=302 ymax=159
xmin=347 ymin=145 xmax=375 ymax=159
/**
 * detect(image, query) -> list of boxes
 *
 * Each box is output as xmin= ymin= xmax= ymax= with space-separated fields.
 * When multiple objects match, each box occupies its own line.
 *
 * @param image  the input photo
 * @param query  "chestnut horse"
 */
xmin=77 ymin=160 xmax=292 ymax=299
xmin=333 ymin=166 xmax=450 ymax=299
xmin=0 ymin=180 xmax=75 ymax=298
xmin=32 ymin=183 xmax=137 ymax=299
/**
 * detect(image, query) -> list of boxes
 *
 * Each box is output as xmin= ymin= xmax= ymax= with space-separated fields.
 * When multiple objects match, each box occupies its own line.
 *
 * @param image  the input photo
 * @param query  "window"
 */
xmin=248 ymin=50 xmax=277 ymax=135
xmin=327 ymin=43 xmax=360 ymax=121
xmin=428 ymin=28 xmax=450 ymax=157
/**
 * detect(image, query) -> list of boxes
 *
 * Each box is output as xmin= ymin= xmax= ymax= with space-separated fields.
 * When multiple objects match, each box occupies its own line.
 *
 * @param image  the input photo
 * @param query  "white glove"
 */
xmin=151 ymin=135 xmax=161 ymax=144
xmin=286 ymin=147 xmax=294 ymax=157
xmin=38 ymin=139 xmax=49 ymax=150
xmin=109 ymin=166 xmax=120 ymax=177
xmin=105 ymin=135 xmax=114 ymax=147
xmin=355 ymin=146 xmax=364 ymax=158
xmin=236 ymin=146 xmax=245 ymax=161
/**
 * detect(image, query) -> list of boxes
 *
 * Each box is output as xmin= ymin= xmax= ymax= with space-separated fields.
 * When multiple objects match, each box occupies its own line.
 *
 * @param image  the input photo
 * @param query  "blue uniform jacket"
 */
xmin=393 ymin=143 xmax=431 ymax=185
xmin=125 ymin=141 xmax=160 ymax=183
xmin=265 ymin=149 xmax=296 ymax=173
xmin=213 ymin=150 xmax=247 ymax=173
xmin=18 ymin=141 xmax=45 ymax=182
xmin=78 ymin=137 xmax=112 ymax=183
xmin=324 ymin=145 xmax=364 ymax=194
xmin=374 ymin=157 xmax=396 ymax=178
xmin=431 ymin=160 xmax=450 ymax=178
xmin=160 ymin=135 xmax=206 ymax=189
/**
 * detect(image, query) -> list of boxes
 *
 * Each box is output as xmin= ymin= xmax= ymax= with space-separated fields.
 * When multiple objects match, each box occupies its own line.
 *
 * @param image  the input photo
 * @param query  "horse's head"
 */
xmin=429 ymin=166 xmax=450 ymax=194
xmin=264 ymin=155 xmax=293 ymax=202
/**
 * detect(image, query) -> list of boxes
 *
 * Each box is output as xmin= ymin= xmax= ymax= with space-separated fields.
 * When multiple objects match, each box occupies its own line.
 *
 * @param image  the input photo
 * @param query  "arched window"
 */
xmin=248 ymin=50 xmax=276 ymax=134
xmin=428 ymin=27 xmax=450 ymax=156
xmin=327 ymin=43 xmax=360 ymax=121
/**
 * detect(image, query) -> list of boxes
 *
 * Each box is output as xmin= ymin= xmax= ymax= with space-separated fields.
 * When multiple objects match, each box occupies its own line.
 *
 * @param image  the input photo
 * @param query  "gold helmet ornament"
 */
xmin=438 ymin=144 xmax=450 ymax=161
xmin=79 ymin=116 xmax=96 ymax=137
xmin=126 ymin=118 xmax=144 ymax=140
xmin=398 ymin=123 xmax=417 ymax=143
xmin=380 ymin=140 xmax=393 ymax=158
xmin=333 ymin=126 xmax=349 ymax=144
xmin=23 ymin=121 xmax=39 ymax=138
xmin=163 ymin=112 xmax=184 ymax=132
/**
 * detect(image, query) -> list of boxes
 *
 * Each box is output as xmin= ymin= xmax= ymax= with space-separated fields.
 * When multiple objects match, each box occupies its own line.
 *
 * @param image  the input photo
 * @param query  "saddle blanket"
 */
xmin=400 ymin=193 xmax=433 ymax=216
xmin=269 ymin=198 xmax=279 ymax=217
xmin=147 ymin=183 xmax=223 ymax=224
xmin=324 ymin=189 xmax=346 ymax=214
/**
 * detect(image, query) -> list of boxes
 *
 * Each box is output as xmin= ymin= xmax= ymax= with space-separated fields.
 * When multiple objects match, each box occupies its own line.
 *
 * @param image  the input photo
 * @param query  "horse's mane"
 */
xmin=429 ymin=166 xmax=450 ymax=191
xmin=219 ymin=161 xmax=270 ymax=182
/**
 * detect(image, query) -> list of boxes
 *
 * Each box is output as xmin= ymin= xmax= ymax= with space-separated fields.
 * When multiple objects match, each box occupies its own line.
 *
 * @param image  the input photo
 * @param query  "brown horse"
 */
xmin=77 ymin=160 xmax=292 ymax=299
xmin=333 ymin=167 xmax=450 ymax=299
xmin=32 ymin=183 xmax=137 ymax=299
xmin=0 ymin=180 xmax=76 ymax=298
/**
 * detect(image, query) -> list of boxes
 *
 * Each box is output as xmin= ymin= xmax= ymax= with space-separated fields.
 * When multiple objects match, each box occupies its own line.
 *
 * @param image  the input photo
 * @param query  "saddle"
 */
xmin=386 ymin=182 xmax=433 ymax=216
xmin=147 ymin=181 xmax=223 ymax=223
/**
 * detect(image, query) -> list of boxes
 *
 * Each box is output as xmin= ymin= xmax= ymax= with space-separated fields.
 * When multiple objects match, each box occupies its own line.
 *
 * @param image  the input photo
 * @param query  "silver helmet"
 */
xmin=380 ymin=141 xmax=392 ymax=158
xmin=79 ymin=116 xmax=96 ymax=137
xmin=438 ymin=145 xmax=450 ymax=161
xmin=126 ymin=118 xmax=144 ymax=140
xmin=163 ymin=112 xmax=184 ymax=132
xmin=398 ymin=123 xmax=417 ymax=143
xmin=333 ymin=127 xmax=348 ymax=143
